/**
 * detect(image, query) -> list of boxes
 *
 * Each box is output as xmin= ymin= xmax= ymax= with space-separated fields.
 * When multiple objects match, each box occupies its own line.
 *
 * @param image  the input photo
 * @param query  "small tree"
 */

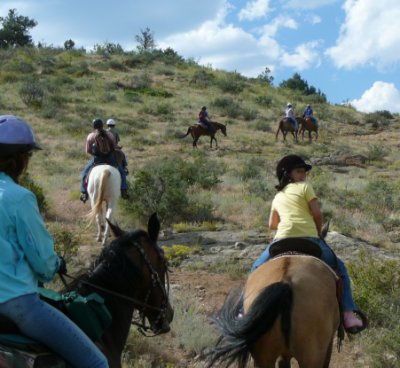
xmin=135 ymin=27 xmax=156 ymax=54
xmin=64 ymin=39 xmax=75 ymax=50
xmin=0 ymin=9 xmax=37 ymax=48
xmin=257 ymin=67 xmax=274 ymax=85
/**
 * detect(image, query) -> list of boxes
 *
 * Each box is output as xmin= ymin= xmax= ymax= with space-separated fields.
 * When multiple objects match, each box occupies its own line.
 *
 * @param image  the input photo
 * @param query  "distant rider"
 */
xmin=303 ymin=105 xmax=318 ymax=125
xmin=106 ymin=118 xmax=128 ymax=175
xmin=198 ymin=106 xmax=214 ymax=134
xmin=285 ymin=103 xmax=298 ymax=130
xmin=80 ymin=118 xmax=129 ymax=203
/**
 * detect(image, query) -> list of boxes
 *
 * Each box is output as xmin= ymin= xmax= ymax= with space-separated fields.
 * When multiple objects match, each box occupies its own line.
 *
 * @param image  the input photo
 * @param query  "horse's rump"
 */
xmin=207 ymin=255 xmax=340 ymax=367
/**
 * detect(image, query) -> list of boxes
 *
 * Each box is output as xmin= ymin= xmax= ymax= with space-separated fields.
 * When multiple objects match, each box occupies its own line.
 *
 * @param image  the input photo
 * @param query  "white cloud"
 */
xmin=309 ymin=15 xmax=321 ymax=24
xmin=280 ymin=41 xmax=321 ymax=70
xmin=260 ymin=15 xmax=298 ymax=37
xmin=238 ymin=0 xmax=271 ymax=21
xmin=284 ymin=0 xmax=338 ymax=10
xmin=350 ymin=81 xmax=400 ymax=113
xmin=326 ymin=0 xmax=400 ymax=69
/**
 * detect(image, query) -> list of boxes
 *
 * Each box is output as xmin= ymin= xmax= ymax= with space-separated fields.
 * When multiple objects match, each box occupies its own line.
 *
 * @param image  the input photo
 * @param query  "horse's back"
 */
xmin=88 ymin=165 xmax=121 ymax=197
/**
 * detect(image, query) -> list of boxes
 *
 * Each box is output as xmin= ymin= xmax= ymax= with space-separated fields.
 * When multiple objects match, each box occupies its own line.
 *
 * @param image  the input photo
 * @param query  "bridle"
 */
xmin=60 ymin=238 xmax=171 ymax=337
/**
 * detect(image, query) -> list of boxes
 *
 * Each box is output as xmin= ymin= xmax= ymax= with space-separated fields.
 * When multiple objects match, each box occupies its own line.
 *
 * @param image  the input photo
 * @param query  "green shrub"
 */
xmin=47 ymin=222 xmax=80 ymax=260
xmin=366 ymin=144 xmax=389 ymax=162
xmin=255 ymin=95 xmax=272 ymax=106
xmin=162 ymin=244 xmax=202 ymax=266
xmin=19 ymin=76 xmax=45 ymax=108
xmin=217 ymin=75 xmax=245 ymax=94
xmin=190 ymin=70 xmax=215 ymax=87
xmin=253 ymin=120 xmax=271 ymax=132
xmin=122 ymin=155 xmax=223 ymax=224
xmin=20 ymin=172 xmax=48 ymax=214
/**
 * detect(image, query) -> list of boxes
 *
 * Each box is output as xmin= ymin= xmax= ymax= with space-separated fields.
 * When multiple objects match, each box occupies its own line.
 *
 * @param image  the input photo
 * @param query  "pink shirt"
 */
xmin=86 ymin=130 xmax=116 ymax=154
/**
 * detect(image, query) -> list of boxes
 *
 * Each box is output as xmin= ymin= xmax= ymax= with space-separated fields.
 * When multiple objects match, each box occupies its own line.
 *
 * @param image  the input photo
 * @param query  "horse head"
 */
xmin=213 ymin=122 xmax=227 ymax=137
xmin=107 ymin=214 xmax=173 ymax=335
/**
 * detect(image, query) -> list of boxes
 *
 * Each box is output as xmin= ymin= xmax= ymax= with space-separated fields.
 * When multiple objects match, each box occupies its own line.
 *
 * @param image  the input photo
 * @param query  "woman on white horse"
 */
xmin=80 ymin=118 xmax=129 ymax=203
xmin=0 ymin=115 xmax=108 ymax=367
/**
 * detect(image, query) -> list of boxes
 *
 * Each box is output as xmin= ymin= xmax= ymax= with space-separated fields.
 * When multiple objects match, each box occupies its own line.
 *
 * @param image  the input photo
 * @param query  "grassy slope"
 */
xmin=1 ymin=46 xmax=400 ymax=367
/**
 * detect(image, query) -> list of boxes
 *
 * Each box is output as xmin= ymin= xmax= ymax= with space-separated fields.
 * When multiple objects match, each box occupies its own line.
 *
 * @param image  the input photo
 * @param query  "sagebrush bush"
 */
xmin=122 ymin=155 xmax=224 ymax=224
xmin=20 ymin=172 xmax=48 ymax=214
xmin=19 ymin=76 xmax=45 ymax=108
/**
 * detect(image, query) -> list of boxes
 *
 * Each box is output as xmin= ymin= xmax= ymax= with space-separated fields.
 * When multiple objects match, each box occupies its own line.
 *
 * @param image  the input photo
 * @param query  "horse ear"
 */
xmin=106 ymin=219 xmax=125 ymax=238
xmin=148 ymin=213 xmax=160 ymax=242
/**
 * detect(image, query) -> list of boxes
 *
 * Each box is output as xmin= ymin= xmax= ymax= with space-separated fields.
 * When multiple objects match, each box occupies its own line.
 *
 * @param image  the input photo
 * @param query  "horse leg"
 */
xmin=308 ymin=130 xmax=312 ymax=142
xmin=193 ymin=137 xmax=198 ymax=148
xmin=103 ymin=205 xmax=114 ymax=245
xmin=96 ymin=212 xmax=103 ymax=242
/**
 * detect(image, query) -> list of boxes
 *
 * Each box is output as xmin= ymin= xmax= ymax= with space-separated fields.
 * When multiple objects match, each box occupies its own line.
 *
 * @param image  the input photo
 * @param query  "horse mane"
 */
xmin=65 ymin=229 xmax=149 ymax=293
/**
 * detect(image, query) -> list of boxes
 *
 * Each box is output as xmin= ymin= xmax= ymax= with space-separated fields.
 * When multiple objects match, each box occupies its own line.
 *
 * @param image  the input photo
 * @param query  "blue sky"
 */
xmin=2 ymin=0 xmax=400 ymax=113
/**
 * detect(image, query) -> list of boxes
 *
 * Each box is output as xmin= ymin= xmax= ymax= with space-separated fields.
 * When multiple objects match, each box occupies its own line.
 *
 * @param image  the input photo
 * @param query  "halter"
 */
xmin=60 ymin=239 xmax=171 ymax=337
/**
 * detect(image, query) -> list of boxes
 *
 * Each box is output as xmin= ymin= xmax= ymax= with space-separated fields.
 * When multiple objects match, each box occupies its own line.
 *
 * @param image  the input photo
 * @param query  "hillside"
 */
xmin=1 ymin=46 xmax=400 ymax=367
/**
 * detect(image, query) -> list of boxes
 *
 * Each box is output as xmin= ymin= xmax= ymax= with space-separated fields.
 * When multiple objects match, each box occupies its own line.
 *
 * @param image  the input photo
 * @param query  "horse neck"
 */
xmin=81 ymin=264 xmax=136 ymax=366
xmin=212 ymin=122 xmax=222 ymax=130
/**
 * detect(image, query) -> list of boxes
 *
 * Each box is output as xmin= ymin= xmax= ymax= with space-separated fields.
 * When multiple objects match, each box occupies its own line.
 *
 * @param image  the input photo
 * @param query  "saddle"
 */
xmin=195 ymin=121 xmax=208 ymax=129
xmin=269 ymin=238 xmax=322 ymax=258
xmin=0 ymin=288 xmax=112 ymax=352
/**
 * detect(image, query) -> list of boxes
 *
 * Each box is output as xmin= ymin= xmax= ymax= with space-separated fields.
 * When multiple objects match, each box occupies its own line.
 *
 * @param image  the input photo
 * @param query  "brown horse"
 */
xmin=207 ymin=254 xmax=340 ymax=368
xmin=275 ymin=118 xmax=298 ymax=142
xmin=0 ymin=214 xmax=174 ymax=368
xmin=299 ymin=117 xmax=319 ymax=141
xmin=181 ymin=121 xmax=227 ymax=148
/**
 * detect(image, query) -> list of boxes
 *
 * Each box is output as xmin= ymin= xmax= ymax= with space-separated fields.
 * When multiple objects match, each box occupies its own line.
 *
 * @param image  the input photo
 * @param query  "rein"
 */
xmin=59 ymin=239 xmax=171 ymax=337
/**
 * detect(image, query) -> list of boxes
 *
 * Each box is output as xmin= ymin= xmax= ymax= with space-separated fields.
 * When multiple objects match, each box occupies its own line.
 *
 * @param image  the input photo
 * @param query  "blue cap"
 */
xmin=0 ymin=115 xmax=42 ymax=154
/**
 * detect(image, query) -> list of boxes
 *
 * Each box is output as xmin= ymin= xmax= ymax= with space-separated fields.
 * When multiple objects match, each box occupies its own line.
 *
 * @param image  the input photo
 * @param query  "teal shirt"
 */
xmin=0 ymin=172 xmax=60 ymax=303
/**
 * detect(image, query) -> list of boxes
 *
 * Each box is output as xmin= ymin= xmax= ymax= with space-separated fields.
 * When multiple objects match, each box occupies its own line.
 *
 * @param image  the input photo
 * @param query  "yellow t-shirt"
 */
xmin=271 ymin=182 xmax=318 ymax=239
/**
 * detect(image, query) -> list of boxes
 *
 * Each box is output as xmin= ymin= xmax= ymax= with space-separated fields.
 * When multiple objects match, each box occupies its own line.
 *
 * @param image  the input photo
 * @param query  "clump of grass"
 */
xmin=162 ymin=244 xmax=202 ymax=266
xmin=348 ymin=253 xmax=400 ymax=366
xmin=173 ymin=221 xmax=219 ymax=233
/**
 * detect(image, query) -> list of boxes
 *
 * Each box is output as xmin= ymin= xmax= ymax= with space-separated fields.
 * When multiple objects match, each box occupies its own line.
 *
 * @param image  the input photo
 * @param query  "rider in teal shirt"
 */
xmin=0 ymin=172 xmax=60 ymax=302
xmin=0 ymin=115 xmax=108 ymax=367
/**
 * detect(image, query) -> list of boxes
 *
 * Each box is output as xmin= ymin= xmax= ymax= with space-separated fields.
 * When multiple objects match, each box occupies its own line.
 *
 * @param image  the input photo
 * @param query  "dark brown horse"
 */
xmin=0 ymin=214 xmax=173 ymax=368
xmin=181 ymin=121 xmax=227 ymax=148
xmin=299 ymin=117 xmax=319 ymax=141
xmin=275 ymin=117 xmax=298 ymax=142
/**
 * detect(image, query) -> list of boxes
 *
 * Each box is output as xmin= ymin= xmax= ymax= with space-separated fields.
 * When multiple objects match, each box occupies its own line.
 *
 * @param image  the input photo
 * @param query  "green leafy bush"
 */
xmin=19 ymin=76 xmax=45 ymax=108
xmin=20 ymin=172 xmax=48 ymax=214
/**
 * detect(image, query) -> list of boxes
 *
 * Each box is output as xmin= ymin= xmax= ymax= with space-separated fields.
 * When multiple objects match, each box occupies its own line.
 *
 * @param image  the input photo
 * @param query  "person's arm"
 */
xmin=309 ymin=198 xmax=323 ymax=236
xmin=269 ymin=209 xmax=280 ymax=230
xmin=86 ymin=133 xmax=93 ymax=154
xmin=16 ymin=192 xmax=60 ymax=282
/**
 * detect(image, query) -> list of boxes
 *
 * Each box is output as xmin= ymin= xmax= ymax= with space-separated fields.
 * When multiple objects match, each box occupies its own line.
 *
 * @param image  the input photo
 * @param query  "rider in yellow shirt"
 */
xmin=251 ymin=154 xmax=365 ymax=333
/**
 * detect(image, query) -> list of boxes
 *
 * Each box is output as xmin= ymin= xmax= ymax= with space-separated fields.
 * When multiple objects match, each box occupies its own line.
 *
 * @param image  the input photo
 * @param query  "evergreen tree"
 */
xmin=0 ymin=9 xmax=37 ymax=48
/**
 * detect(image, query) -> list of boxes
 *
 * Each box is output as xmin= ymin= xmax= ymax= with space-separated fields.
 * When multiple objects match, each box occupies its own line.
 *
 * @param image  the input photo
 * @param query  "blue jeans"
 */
xmin=81 ymin=153 xmax=128 ymax=193
xmin=0 ymin=293 xmax=108 ymax=367
xmin=200 ymin=120 xmax=214 ymax=134
xmin=289 ymin=117 xmax=298 ymax=130
xmin=251 ymin=237 xmax=357 ymax=311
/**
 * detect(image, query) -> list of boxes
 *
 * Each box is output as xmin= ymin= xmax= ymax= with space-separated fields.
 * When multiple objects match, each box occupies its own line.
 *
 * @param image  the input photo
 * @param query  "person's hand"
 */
xmin=58 ymin=256 xmax=68 ymax=275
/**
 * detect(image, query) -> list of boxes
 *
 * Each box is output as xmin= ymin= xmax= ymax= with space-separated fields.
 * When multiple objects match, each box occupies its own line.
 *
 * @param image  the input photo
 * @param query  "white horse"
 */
xmin=87 ymin=164 xmax=121 ymax=245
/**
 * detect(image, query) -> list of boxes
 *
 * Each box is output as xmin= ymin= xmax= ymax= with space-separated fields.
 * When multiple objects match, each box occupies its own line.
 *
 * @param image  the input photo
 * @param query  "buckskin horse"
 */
xmin=299 ymin=116 xmax=319 ymax=141
xmin=275 ymin=118 xmax=299 ymax=142
xmin=0 ymin=213 xmax=174 ymax=368
xmin=87 ymin=164 xmax=121 ymax=245
xmin=181 ymin=121 xmax=227 ymax=148
xmin=207 ymin=239 xmax=342 ymax=368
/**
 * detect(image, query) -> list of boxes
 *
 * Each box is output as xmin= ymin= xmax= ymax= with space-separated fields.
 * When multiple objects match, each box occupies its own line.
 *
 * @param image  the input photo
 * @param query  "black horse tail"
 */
xmin=206 ymin=283 xmax=293 ymax=368
xmin=179 ymin=126 xmax=192 ymax=139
